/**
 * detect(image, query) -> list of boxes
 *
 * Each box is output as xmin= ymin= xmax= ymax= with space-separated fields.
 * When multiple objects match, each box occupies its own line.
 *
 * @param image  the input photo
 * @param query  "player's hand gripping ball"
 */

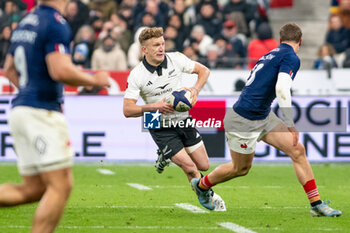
xmin=166 ymin=88 xmax=193 ymax=112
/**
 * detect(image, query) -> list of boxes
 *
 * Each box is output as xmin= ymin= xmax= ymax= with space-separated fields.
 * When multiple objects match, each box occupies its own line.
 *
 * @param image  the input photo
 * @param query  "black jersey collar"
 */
xmin=142 ymin=56 xmax=168 ymax=76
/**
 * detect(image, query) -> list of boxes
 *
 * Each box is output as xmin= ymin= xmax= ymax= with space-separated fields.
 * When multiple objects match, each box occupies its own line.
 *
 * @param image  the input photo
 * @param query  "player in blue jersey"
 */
xmin=191 ymin=23 xmax=342 ymax=217
xmin=0 ymin=0 xmax=110 ymax=232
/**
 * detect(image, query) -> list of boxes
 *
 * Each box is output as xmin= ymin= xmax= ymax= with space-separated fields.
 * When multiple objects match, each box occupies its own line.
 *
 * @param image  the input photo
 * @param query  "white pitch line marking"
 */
xmin=175 ymin=203 xmax=209 ymax=213
xmin=96 ymin=168 xmax=115 ymax=175
xmin=127 ymin=183 xmax=152 ymax=190
xmin=94 ymin=205 xmax=173 ymax=209
xmin=218 ymin=222 xmax=257 ymax=233
xmin=1 ymin=225 xmax=344 ymax=231
xmin=1 ymin=225 xmax=222 ymax=230
xmin=66 ymin=205 xmax=307 ymax=210
xmin=86 ymin=184 xmax=288 ymax=189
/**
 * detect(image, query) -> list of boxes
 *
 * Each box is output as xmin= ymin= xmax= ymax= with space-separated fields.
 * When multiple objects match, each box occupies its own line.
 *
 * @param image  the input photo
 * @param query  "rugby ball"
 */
xmin=166 ymin=88 xmax=193 ymax=112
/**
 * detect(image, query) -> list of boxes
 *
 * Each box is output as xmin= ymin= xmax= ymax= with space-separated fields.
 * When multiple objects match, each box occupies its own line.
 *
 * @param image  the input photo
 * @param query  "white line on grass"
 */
xmin=1 ymin=225 xmax=222 ymax=230
xmin=87 ymin=184 xmax=287 ymax=189
xmin=69 ymin=205 xmax=307 ymax=210
xmin=127 ymin=183 xmax=152 ymax=190
xmin=1 ymin=225 xmax=344 ymax=231
xmin=175 ymin=203 xmax=209 ymax=213
xmin=94 ymin=205 xmax=173 ymax=209
xmin=96 ymin=168 xmax=115 ymax=175
xmin=218 ymin=222 xmax=257 ymax=233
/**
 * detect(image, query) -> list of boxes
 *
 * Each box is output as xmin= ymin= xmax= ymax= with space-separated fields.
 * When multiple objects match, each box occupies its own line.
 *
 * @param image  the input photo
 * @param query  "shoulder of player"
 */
xmin=36 ymin=9 xmax=69 ymax=31
xmin=280 ymin=49 xmax=299 ymax=62
xmin=166 ymin=51 xmax=186 ymax=60
xmin=128 ymin=62 xmax=147 ymax=81
xmin=166 ymin=52 xmax=193 ymax=67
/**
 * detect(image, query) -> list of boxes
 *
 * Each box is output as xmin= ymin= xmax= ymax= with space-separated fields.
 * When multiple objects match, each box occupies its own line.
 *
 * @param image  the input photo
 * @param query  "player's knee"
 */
xmin=53 ymin=179 xmax=73 ymax=199
xmin=231 ymin=164 xmax=251 ymax=177
xmin=64 ymin=180 xmax=73 ymax=198
xmin=23 ymin=183 xmax=46 ymax=202
xmin=181 ymin=162 xmax=198 ymax=177
xmin=196 ymin=162 xmax=209 ymax=171
xmin=290 ymin=143 xmax=306 ymax=161
xmin=237 ymin=165 xmax=251 ymax=176
xmin=29 ymin=187 xmax=46 ymax=201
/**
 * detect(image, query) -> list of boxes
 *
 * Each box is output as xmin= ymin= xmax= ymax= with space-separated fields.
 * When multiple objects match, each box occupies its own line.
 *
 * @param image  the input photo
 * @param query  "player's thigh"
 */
xmin=187 ymin=143 xmax=209 ymax=170
xmin=149 ymin=128 xmax=184 ymax=159
xmin=171 ymin=148 xmax=197 ymax=170
xmin=224 ymin=108 xmax=261 ymax=154
xmin=9 ymin=107 xmax=74 ymax=176
xmin=229 ymin=149 xmax=255 ymax=171
xmin=9 ymin=107 xmax=40 ymax=175
xmin=180 ymin=126 xmax=208 ymax=167
xmin=261 ymin=122 xmax=297 ymax=156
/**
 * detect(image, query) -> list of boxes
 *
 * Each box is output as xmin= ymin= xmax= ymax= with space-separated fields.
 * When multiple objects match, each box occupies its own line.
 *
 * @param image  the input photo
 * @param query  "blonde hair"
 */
xmin=138 ymin=27 xmax=163 ymax=45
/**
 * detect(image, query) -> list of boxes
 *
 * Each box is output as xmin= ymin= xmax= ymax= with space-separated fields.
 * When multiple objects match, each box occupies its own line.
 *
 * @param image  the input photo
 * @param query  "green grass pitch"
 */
xmin=0 ymin=162 xmax=349 ymax=233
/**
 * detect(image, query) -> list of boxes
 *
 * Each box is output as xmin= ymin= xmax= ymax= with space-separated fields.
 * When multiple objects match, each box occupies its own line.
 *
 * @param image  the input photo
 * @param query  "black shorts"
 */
xmin=149 ymin=121 xmax=203 ymax=159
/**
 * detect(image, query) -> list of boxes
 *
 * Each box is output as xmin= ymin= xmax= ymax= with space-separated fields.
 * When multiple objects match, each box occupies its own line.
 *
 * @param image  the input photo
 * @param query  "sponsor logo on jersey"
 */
xmin=154 ymin=88 xmax=172 ymax=96
xmin=54 ymin=12 xmax=66 ymax=24
xmin=156 ymin=83 xmax=170 ymax=90
xmin=168 ymin=69 xmax=175 ymax=75
xmin=143 ymin=110 xmax=161 ymax=129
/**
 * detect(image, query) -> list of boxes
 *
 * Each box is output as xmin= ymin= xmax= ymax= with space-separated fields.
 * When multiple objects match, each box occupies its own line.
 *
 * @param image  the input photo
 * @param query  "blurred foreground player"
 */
xmin=192 ymin=23 xmax=342 ymax=217
xmin=123 ymin=27 xmax=225 ymax=211
xmin=0 ymin=0 xmax=110 ymax=232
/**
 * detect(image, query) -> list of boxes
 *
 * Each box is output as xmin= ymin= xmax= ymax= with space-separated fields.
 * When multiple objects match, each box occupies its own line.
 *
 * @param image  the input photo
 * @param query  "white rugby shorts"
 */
xmin=9 ymin=106 xmax=74 ymax=175
xmin=224 ymin=108 xmax=283 ymax=154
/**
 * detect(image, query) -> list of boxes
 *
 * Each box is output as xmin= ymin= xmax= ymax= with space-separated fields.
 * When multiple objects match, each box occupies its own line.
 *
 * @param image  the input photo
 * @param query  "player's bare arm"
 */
xmin=123 ymin=98 xmax=174 ymax=118
xmin=276 ymin=72 xmax=298 ymax=146
xmin=46 ymin=52 xmax=110 ymax=88
xmin=3 ymin=54 xmax=19 ymax=88
xmin=186 ymin=62 xmax=210 ymax=105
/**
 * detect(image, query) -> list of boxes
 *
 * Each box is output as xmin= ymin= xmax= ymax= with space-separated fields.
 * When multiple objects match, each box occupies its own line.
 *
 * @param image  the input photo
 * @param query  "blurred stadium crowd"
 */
xmin=0 ymin=0 xmax=350 ymax=70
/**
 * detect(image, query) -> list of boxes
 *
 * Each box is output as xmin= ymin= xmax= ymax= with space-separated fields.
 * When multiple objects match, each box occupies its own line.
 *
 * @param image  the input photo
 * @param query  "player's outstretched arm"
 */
xmin=123 ymin=98 xmax=174 ymax=118
xmin=3 ymin=54 xmax=19 ymax=88
xmin=46 ymin=52 xmax=110 ymax=88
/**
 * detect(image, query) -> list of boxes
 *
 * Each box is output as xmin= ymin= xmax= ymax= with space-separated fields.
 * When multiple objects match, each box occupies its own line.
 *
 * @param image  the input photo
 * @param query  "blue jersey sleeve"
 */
xmin=44 ymin=13 xmax=71 ymax=56
xmin=279 ymin=53 xmax=300 ymax=80
xmin=8 ymin=41 xmax=15 ymax=56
